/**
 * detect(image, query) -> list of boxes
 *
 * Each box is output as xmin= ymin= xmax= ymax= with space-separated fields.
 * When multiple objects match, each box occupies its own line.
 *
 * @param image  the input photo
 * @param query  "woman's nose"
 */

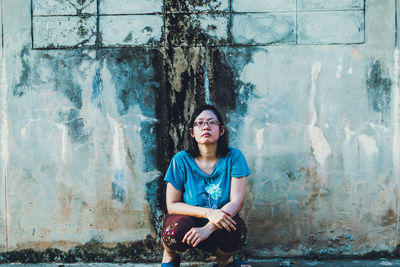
xmin=202 ymin=122 xmax=211 ymax=129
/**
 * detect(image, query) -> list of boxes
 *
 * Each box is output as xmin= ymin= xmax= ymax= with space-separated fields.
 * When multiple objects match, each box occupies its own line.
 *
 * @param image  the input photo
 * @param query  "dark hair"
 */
xmin=187 ymin=104 xmax=229 ymax=157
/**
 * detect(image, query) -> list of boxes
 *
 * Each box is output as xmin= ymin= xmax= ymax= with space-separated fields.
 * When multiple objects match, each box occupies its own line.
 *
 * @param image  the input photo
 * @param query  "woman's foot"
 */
xmin=161 ymin=247 xmax=181 ymax=266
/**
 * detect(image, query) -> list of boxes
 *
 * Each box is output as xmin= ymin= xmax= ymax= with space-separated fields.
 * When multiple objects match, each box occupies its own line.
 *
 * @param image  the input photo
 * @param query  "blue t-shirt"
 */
xmin=164 ymin=147 xmax=251 ymax=209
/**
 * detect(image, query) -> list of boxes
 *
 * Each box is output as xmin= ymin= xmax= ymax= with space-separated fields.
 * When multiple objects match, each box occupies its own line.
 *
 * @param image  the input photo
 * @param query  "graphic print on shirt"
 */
xmin=202 ymin=183 xmax=222 ymax=209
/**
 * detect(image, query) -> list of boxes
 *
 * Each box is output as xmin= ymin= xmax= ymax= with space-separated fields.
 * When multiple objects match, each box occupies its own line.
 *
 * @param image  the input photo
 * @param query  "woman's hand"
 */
xmin=206 ymin=209 xmax=236 ymax=232
xmin=182 ymin=226 xmax=213 ymax=247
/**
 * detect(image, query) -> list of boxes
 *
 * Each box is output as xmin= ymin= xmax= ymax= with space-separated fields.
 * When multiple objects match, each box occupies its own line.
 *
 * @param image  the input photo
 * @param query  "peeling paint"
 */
xmin=336 ymin=64 xmax=343 ymax=78
xmin=256 ymin=128 xmax=264 ymax=151
xmin=108 ymin=114 xmax=129 ymax=203
xmin=56 ymin=123 xmax=68 ymax=163
xmin=309 ymin=61 xmax=331 ymax=165
xmin=358 ymin=134 xmax=378 ymax=155
xmin=204 ymin=62 xmax=211 ymax=104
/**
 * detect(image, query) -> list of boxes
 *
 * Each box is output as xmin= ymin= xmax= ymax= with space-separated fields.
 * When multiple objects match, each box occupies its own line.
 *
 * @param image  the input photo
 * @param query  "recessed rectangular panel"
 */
xmin=232 ymin=13 xmax=296 ymax=45
xmin=99 ymin=0 xmax=163 ymax=14
xmin=232 ymin=0 xmax=296 ymax=12
xmin=166 ymin=14 xmax=229 ymax=46
xmin=32 ymin=0 xmax=97 ymax=15
xmin=298 ymin=0 xmax=364 ymax=10
xmin=197 ymin=15 xmax=229 ymax=42
xmin=298 ymin=11 xmax=364 ymax=44
xmin=100 ymin=15 xmax=163 ymax=46
xmin=33 ymin=16 xmax=97 ymax=49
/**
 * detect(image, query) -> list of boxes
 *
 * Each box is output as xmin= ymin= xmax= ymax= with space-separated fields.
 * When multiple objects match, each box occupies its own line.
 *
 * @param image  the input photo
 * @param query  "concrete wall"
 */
xmin=0 ymin=0 xmax=399 ymax=262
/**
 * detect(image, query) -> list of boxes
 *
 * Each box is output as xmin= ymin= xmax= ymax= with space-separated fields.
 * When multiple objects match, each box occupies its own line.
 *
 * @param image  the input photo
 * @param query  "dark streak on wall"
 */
xmin=15 ymin=46 xmax=92 ymax=143
xmin=99 ymin=48 xmax=163 ymax=172
xmin=0 ymin=237 xmax=163 ymax=263
xmin=165 ymin=0 xmax=224 ymax=13
xmin=366 ymin=60 xmax=392 ymax=123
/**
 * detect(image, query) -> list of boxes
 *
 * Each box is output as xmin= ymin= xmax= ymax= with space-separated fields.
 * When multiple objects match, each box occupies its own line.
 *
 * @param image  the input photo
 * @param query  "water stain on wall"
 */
xmin=15 ymin=46 xmax=92 ymax=144
xmin=380 ymin=207 xmax=396 ymax=226
xmin=366 ymin=60 xmax=392 ymax=123
xmin=99 ymin=48 xmax=163 ymax=172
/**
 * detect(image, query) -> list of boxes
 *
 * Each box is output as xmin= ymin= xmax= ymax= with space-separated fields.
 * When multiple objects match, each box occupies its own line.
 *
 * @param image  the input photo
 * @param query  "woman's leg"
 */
xmin=162 ymin=241 xmax=179 ymax=263
xmin=215 ymin=215 xmax=249 ymax=266
xmin=161 ymin=214 xmax=196 ymax=263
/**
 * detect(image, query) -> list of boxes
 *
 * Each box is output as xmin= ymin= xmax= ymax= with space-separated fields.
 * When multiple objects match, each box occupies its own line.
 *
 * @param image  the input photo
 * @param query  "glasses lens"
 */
xmin=194 ymin=120 xmax=219 ymax=127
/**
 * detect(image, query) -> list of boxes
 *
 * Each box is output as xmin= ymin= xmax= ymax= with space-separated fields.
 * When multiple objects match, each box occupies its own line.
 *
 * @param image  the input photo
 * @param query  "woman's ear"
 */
xmin=189 ymin=128 xmax=195 ymax=137
xmin=219 ymin=125 xmax=225 ymax=136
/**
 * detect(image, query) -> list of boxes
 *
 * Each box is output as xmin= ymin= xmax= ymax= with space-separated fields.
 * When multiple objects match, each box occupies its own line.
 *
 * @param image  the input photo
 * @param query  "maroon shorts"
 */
xmin=161 ymin=214 xmax=247 ymax=253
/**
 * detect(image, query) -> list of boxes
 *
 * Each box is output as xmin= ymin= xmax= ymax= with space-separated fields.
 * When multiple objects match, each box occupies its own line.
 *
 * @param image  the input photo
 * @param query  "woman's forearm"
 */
xmin=220 ymin=201 xmax=243 ymax=217
xmin=167 ymin=202 xmax=211 ymax=218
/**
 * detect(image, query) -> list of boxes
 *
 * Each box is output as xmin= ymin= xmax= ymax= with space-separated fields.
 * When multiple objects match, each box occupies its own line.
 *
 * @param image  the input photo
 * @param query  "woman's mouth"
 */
xmin=202 ymin=133 xmax=211 ymax=137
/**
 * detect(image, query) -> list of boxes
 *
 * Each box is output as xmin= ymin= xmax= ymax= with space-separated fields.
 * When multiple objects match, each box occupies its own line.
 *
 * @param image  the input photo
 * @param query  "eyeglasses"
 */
xmin=193 ymin=120 xmax=220 ymax=128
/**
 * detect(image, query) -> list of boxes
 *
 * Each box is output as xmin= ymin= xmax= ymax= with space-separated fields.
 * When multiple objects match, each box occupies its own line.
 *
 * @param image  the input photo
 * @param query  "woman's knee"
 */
xmin=161 ymin=215 xmax=195 ymax=252
xmin=217 ymin=215 xmax=247 ymax=253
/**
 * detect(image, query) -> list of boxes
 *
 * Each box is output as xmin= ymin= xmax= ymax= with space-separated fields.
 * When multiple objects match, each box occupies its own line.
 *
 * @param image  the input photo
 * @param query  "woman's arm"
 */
xmin=166 ymin=183 xmax=236 ymax=231
xmin=166 ymin=182 xmax=210 ymax=218
xmin=182 ymin=176 xmax=247 ymax=247
xmin=220 ymin=176 xmax=247 ymax=217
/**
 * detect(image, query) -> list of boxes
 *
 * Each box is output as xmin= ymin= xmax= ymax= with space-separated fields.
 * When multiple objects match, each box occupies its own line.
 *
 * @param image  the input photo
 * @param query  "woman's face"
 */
xmin=190 ymin=110 xmax=225 ymax=145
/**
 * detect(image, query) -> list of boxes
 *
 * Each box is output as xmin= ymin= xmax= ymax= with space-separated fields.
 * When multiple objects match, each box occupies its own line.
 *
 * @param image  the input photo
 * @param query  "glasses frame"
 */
xmin=193 ymin=119 xmax=220 ymax=128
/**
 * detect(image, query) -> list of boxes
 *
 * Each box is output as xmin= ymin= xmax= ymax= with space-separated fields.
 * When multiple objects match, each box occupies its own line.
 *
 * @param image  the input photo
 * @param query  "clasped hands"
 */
xmin=182 ymin=209 xmax=237 ymax=247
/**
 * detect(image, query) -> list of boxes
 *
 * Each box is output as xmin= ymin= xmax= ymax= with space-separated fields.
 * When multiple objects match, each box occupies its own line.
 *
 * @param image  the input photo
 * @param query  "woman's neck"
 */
xmin=197 ymin=143 xmax=218 ymax=161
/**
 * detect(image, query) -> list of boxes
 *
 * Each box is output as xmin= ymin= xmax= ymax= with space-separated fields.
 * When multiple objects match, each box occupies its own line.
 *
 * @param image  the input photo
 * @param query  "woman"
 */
xmin=161 ymin=105 xmax=251 ymax=267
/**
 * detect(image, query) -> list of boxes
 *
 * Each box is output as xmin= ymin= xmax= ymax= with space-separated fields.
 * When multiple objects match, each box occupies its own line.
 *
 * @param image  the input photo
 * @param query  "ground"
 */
xmin=1 ymin=259 xmax=400 ymax=267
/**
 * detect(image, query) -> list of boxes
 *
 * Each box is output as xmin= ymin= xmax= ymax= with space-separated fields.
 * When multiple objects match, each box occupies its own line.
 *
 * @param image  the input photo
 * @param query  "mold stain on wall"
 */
xmin=366 ymin=60 xmax=392 ymax=123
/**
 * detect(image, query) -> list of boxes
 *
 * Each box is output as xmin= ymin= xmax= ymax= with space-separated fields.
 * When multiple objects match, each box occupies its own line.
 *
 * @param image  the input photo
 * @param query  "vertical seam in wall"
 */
xmin=228 ymin=0 xmax=232 ymax=45
xmin=363 ymin=0 xmax=366 ymax=44
xmin=1 ymin=0 xmax=8 ymax=251
xmin=96 ymin=0 xmax=100 ymax=48
xmin=162 ymin=0 xmax=166 ymax=48
xmin=395 ymin=0 xmax=398 ymax=48
xmin=30 ymin=0 xmax=33 ymax=49
xmin=296 ymin=0 xmax=299 ymax=44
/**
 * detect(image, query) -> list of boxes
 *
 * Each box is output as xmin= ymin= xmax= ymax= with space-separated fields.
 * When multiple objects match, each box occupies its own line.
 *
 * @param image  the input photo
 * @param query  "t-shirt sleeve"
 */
xmin=164 ymin=155 xmax=185 ymax=192
xmin=231 ymin=149 xmax=251 ymax=178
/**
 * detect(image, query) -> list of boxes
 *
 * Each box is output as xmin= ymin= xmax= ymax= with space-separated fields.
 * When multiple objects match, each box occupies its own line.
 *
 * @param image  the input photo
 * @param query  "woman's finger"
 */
xmin=186 ymin=232 xmax=196 ymax=245
xmin=225 ymin=215 xmax=237 ymax=225
xmin=223 ymin=218 xmax=237 ymax=231
xmin=220 ymin=221 xmax=231 ymax=232
xmin=214 ymin=222 xmax=223 ymax=229
xmin=182 ymin=229 xmax=192 ymax=243
xmin=191 ymin=236 xmax=199 ymax=247
xmin=193 ymin=236 xmax=202 ymax=247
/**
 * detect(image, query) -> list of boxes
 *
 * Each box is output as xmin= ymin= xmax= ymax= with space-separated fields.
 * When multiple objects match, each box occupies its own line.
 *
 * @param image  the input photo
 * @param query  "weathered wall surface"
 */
xmin=0 ymin=0 xmax=399 ymax=263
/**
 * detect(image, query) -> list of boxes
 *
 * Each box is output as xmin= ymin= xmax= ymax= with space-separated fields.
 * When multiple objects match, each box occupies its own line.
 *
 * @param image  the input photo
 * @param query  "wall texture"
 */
xmin=0 ymin=0 xmax=399 ymax=263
